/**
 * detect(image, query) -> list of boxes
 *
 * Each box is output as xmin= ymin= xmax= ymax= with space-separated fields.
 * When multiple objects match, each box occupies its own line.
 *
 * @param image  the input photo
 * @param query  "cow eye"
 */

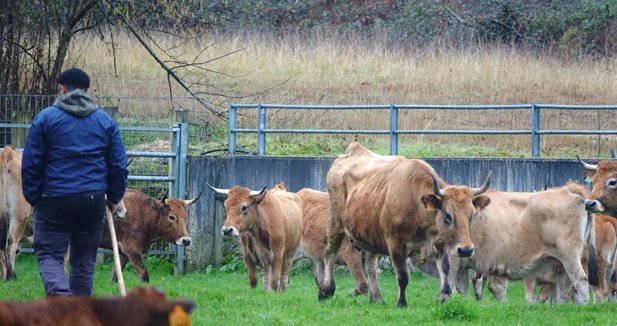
xmin=608 ymin=178 xmax=617 ymax=189
xmin=168 ymin=215 xmax=177 ymax=222
xmin=241 ymin=203 xmax=249 ymax=214
xmin=444 ymin=212 xmax=453 ymax=225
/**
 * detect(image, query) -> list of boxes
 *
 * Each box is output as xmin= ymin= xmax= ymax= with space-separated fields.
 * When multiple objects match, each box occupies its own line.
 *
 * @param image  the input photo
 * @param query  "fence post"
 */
xmin=174 ymin=109 xmax=188 ymax=123
xmin=531 ymin=104 xmax=540 ymax=157
xmin=228 ymin=104 xmax=237 ymax=154
xmin=172 ymin=123 xmax=189 ymax=275
xmin=390 ymin=104 xmax=399 ymax=155
xmin=10 ymin=111 xmax=30 ymax=148
xmin=258 ymin=103 xmax=266 ymax=155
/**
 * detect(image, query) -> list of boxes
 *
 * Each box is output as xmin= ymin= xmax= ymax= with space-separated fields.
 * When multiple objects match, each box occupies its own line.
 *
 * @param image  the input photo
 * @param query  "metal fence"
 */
xmin=2 ymin=118 xmax=190 ymax=275
xmin=228 ymin=103 xmax=617 ymax=157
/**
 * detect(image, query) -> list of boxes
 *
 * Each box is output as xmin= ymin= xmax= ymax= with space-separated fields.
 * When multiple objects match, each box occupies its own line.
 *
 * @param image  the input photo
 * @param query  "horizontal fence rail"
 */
xmin=228 ymin=103 xmax=617 ymax=157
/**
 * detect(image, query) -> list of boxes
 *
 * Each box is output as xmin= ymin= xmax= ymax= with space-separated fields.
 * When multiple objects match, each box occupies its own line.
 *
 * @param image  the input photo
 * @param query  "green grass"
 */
xmin=1 ymin=255 xmax=614 ymax=325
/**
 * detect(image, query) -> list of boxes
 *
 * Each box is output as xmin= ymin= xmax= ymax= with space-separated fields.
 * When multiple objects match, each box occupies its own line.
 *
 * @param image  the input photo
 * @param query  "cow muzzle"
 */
xmin=176 ymin=237 xmax=191 ymax=246
xmin=585 ymin=199 xmax=605 ymax=213
xmin=456 ymin=246 xmax=475 ymax=258
xmin=221 ymin=226 xmax=239 ymax=236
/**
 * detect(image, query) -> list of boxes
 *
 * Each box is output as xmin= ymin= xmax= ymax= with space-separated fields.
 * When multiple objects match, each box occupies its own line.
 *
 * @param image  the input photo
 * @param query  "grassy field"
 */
xmin=1 ymin=255 xmax=614 ymax=325
xmin=59 ymin=31 xmax=617 ymax=158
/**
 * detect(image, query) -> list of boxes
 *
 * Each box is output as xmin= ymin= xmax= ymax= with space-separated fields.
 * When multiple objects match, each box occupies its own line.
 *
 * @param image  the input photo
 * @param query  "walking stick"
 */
xmin=106 ymin=206 xmax=126 ymax=296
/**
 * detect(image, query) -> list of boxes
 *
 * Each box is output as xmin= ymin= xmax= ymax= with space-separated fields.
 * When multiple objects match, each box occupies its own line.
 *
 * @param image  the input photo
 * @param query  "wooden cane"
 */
xmin=106 ymin=207 xmax=126 ymax=296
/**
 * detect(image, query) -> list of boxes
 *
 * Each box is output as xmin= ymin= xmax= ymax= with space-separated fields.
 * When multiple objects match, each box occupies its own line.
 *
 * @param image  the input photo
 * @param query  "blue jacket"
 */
xmin=22 ymin=89 xmax=128 ymax=206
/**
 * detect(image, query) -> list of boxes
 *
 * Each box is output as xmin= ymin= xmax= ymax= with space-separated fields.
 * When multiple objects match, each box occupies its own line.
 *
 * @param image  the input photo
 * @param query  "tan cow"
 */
xmin=0 ymin=145 xmax=31 ymax=280
xmin=451 ymin=181 xmax=598 ymax=304
xmin=99 ymin=189 xmax=200 ymax=282
xmin=0 ymin=287 xmax=195 ymax=326
xmin=318 ymin=142 xmax=492 ymax=306
xmin=297 ymin=187 xmax=368 ymax=296
xmin=208 ymin=183 xmax=303 ymax=292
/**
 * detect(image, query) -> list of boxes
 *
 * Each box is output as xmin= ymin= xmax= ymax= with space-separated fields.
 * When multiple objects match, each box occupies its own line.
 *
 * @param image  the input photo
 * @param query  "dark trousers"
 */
xmin=33 ymin=193 xmax=105 ymax=297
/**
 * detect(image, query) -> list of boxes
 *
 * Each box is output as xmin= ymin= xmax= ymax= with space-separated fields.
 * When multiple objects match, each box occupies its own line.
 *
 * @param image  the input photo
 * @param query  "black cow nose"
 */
xmin=457 ymin=247 xmax=474 ymax=257
xmin=223 ymin=228 xmax=232 ymax=235
xmin=182 ymin=239 xmax=191 ymax=246
xmin=585 ymin=200 xmax=596 ymax=211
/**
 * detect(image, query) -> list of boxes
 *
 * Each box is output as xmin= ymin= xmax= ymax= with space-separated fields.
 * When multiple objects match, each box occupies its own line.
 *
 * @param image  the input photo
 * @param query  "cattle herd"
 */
xmin=2 ymin=140 xmax=617 ymax=321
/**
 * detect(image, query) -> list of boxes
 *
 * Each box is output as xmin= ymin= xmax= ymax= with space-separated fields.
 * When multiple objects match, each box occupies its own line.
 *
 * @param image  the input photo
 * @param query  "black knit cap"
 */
xmin=56 ymin=68 xmax=90 ymax=89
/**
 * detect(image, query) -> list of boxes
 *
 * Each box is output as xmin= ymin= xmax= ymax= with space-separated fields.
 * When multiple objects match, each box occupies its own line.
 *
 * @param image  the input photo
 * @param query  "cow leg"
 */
xmin=469 ymin=272 xmax=482 ymax=300
xmin=561 ymin=257 xmax=590 ymax=304
xmin=487 ymin=275 xmax=508 ymax=302
xmin=258 ymin=249 xmax=272 ymax=292
xmin=364 ymin=252 xmax=383 ymax=304
xmin=387 ymin=243 xmax=409 ymax=307
xmin=592 ymin=256 xmax=609 ymax=303
xmin=435 ymin=253 xmax=453 ymax=303
xmin=548 ymin=282 xmax=564 ymax=304
xmin=112 ymin=253 xmax=129 ymax=283
xmin=609 ymin=269 xmax=617 ymax=302
xmin=279 ymin=252 xmax=294 ymax=292
xmin=0 ymin=250 xmax=7 ymax=280
xmin=524 ymin=278 xmax=538 ymax=303
xmin=319 ymin=223 xmax=345 ymax=300
xmin=125 ymin=251 xmax=149 ymax=283
xmin=6 ymin=214 xmax=27 ymax=280
xmin=240 ymin=235 xmax=258 ymax=289
xmin=342 ymin=249 xmax=368 ymax=296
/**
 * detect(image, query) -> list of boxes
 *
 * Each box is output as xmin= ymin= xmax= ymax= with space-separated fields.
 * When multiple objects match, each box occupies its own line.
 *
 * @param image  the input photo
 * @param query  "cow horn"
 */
xmin=160 ymin=190 xmax=169 ymax=203
xmin=432 ymin=175 xmax=446 ymax=197
xmin=206 ymin=182 xmax=230 ymax=196
xmin=472 ymin=170 xmax=492 ymax=196
xmin=184 ymin=192 xmax=201 ymax=206
xmin=250 ymin=186 xmax=267 ymax=197
xmin=577 ymin=155 xmax=597 ymax=171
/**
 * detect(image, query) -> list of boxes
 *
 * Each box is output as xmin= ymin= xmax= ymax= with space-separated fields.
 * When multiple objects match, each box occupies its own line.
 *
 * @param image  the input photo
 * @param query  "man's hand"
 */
xmin=107 ymin=199 xmax=127 ymax=219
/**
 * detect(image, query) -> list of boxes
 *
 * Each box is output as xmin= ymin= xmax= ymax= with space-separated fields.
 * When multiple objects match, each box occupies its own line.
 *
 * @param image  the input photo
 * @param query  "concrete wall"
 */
xmin=185 ymin=155 xmax=591 ymax=271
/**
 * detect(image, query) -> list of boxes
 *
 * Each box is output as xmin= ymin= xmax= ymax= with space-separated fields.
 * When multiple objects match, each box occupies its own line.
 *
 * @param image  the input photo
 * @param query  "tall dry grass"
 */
xmin=65 ymin=31 xmax=617 ymax=157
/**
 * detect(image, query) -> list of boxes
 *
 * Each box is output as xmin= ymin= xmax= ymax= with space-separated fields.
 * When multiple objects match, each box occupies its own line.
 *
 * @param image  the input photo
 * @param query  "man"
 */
xmin=21 ymin=68 xmax=128 ymax=297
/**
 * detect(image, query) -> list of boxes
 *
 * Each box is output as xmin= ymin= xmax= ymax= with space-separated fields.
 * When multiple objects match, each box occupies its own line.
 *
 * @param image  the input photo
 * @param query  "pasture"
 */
xmin=0 ymin=255 xmax=613 ymax=325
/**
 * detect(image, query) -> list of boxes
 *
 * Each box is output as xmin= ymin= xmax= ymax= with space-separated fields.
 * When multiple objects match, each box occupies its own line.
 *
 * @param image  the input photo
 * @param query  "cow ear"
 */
xmin=421 ymin=194 xmax=442 ymax=211
xmin=473 ymin=195 xmax=491 ymax=210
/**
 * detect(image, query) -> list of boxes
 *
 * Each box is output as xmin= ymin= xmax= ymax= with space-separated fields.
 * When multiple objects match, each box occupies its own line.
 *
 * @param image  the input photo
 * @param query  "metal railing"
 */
xmin=228 ymin=103 xmax=617 ymax=157
xmin=7 ymin=123 xmax=190 ymax=275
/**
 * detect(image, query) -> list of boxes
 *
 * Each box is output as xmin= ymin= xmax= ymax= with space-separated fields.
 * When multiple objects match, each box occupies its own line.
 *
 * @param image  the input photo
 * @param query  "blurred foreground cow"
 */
xmin=0 ymin=145 xmax=31 ymax=280
xmin=297 ymin=187 xmax=368 ymax=296
xmin=208 ymin=183 xmax=302 ymax=291
xmin=452 ymin=181 xmax=598 ymax=304
xmin=0 ymin=287 xmax=195 ymax=326
xmin=99 ymin=189 xmax=200 ymax=282
xmin=318 ymin=142 xmax=492 ymax=306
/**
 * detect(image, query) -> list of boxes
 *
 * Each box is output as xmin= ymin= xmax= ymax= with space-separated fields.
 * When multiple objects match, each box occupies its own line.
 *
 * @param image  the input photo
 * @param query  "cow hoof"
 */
xmin=6 ymin=270 xmax=16 ymax=281
xmin=351 ymin=283 xmax=368 ymax=296
xmin=438 ymin=294 xmax=450 ymax=304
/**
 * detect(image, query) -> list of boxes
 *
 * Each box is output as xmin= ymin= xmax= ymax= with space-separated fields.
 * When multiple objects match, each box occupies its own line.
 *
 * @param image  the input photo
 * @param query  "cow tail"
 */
xmin=0 ymin=213 xmax=7 ymax=251
xmin=587 ymin=212 xmax=599 ymax=287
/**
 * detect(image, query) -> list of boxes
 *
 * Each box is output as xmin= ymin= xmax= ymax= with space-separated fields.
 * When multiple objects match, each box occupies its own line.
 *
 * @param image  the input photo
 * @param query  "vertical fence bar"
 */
xmin=173 ymin=123 xmax=188 ymax=275
xmin=228 ymin=104 xmax=237 ymax=154
xmin=390 ymin=104 xmax=399 ymax=155
xmin=531 ymin=104 xmax=540 ymax=158
xmin=258 ymin=103 xmax=266 ymax=155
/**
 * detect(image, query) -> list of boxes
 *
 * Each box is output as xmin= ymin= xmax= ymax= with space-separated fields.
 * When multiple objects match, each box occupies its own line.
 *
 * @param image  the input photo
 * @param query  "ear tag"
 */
xmin=585 ymin=176 xmax=592 ymax=184
xmin=169 ymin=305 xmax=191 ymax=326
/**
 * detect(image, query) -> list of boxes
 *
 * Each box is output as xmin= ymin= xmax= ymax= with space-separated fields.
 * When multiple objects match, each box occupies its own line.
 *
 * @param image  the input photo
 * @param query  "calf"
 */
xmin=297 ymin=187 xmax=368 ymax=296
xmin=0 ymin=145 xmax=31 ymax=280
xmin=0 ymin=287 xmax=195 ymax=326
xmin=208 ymin=183 xmax=303 ymax=291
xmin=99 ymin=189 xmax=200 ymax=282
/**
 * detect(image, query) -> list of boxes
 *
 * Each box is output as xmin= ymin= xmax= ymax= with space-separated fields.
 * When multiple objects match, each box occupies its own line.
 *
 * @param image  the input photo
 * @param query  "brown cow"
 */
xmin=451 ymin=181 xmax=598 ymax=304
xmin=207 ymin=183 xmax=303 ymax=292
xmin=318 ymin=142 xmax=492 ymax=306
xmin=297 ymin=187 xmax=368 ymax=296
xmin=578 ymin=157 xmax=617 ymax=217
xmin=0 ymin=145 xmax=31 ymax=280
xmin=0 ymin=287 xmax=195 ymax=326
xmin=99 ymin=189 xmax=200 ymax=282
